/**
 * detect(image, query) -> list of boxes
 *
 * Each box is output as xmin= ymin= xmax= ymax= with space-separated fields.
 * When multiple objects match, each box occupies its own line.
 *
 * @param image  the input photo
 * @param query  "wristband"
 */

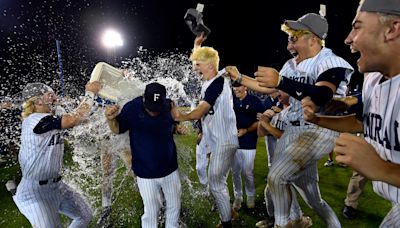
xmin=235 ymin=73 xmax=243 ymax=84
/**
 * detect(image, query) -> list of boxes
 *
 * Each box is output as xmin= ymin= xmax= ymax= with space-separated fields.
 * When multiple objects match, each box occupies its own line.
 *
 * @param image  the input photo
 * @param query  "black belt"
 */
xmin=39 ymin=176 xmax=62 ymax=185
xmin=290 ymin=121 xmax=310 ymax=126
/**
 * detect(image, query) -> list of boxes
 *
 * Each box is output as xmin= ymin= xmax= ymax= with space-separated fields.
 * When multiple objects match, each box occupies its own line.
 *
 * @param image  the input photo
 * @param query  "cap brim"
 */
xmin=285 ymin=20 xmax=310 ymax=32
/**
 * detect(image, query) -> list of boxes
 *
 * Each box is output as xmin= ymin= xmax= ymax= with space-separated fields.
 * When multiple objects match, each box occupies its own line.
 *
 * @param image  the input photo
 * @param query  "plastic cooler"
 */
xmin=89 ymin=62 xmax=144 ymax=104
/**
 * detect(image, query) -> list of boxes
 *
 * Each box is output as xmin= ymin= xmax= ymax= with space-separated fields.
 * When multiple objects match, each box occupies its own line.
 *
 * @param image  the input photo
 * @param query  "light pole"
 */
xmin=101 ymin=29 xmax=123 ymax=65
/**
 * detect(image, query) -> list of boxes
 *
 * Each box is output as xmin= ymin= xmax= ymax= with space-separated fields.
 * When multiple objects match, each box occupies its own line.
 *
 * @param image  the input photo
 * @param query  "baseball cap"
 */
xmin=284 ymin=13 xmax=328 ymax=40
xmin=22 ymin=83 xmax=54 ymax=101
xmin=359 ymin=0 xmax=400 ymax=16
xmin=143 ymin=82 xmax=167 ymax=112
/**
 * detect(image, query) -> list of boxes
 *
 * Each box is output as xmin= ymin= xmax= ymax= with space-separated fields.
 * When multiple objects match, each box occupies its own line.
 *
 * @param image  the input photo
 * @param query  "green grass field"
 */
xmin=0 ymin=133 xmax=391 ymax=227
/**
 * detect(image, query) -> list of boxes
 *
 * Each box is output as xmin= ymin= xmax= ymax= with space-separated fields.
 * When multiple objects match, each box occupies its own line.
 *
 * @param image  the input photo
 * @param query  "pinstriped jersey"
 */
xmin=200 ymin=70 xmax=238 ymax=148
xmin=19 ymin=113 xmax=63 ymax=180
xmin=270 ymin=106 xmax=290 ymax=132
xmin=362 ymin=72 xmax=400 ymax=203
xmin=279 ymin=47 xmax=354 ymax=123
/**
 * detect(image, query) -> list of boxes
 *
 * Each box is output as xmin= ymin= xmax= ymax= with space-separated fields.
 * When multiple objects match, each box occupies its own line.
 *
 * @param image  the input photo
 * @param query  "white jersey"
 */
xmin=270 ymin=106 xmax=290 ymax=132
xmin=19 ymin=113 xmax=63 ymax=180
xmin=200 ymin=70 xmax=238 ymax=148
xmin=279 ymin=47 xmax=354 ymax=123
xmin=362 ymin=72 xmax=400 ymax=203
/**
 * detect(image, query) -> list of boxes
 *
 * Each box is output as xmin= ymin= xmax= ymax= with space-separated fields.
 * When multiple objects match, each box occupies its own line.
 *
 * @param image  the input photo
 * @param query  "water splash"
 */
xmin=60 ymin=51 xmax=217 ymax=226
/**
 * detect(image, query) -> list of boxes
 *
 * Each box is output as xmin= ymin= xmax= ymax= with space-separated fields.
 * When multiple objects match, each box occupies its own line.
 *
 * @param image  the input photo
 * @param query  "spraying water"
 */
xmin=58 ymin=51 xmax=216 ymax=227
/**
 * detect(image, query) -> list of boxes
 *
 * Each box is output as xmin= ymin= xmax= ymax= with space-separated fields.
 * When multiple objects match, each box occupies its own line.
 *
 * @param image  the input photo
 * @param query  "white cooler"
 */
xmin=90 ymin=62 xmax=144 ymax=105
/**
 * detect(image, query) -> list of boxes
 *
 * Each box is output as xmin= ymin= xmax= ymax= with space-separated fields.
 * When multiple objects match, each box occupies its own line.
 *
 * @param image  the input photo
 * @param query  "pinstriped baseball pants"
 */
xmin=137 ymin=169 xmax=181 ymax=228
xmin=267 ymin=125 xmax=341 ymax=228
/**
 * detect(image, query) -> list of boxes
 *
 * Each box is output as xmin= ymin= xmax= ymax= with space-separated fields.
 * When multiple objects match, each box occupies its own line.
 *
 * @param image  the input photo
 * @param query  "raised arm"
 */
xmin=61 ymin=81 xmax=101 ymax=129
xmin=225 ymin=66 xmax=277 ymax=94
xmin=172 ymin=101 xmax=211 ymax=122
xmin=194 ymin=32 xmax=207 ymax=50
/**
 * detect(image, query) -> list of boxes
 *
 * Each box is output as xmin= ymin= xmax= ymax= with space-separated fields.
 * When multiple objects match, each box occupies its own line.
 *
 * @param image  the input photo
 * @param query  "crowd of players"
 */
xmin=1 ymin=0 xmax=400 ymax=227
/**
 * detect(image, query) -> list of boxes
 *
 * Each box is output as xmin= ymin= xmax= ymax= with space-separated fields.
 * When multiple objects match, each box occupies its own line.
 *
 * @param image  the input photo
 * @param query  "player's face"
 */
xmin=345 ymin=11 xmax=387 ymax=74
xmin=192 ymin=60 xmax=211 ymax=79
xmin=287 ymin=38 xmax=298 ymax=57
xmin=288 ymin=33 xmax=313 ymax=56
xmin=232 ymin=85 xmax=246 ymax=99
xmin=42 ymin=91 xmax=58 ymax=105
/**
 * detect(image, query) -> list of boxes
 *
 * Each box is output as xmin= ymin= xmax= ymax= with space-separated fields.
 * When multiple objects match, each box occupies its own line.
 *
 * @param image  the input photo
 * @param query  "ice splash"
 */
xmin=61 ymin=51 xmax=217 ymax=227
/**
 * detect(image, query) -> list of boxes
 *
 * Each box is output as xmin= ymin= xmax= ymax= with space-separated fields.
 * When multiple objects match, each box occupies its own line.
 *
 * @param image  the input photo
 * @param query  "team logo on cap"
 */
xmin=154 ymin=93 xmax=160 ymax=101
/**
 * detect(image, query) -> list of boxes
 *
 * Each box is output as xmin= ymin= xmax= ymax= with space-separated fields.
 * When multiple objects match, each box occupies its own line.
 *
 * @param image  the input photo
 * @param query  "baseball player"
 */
xmin=302 ymin=0 xmax=400 ymax=226
xmin=172 ymin=33 xmax=239 ymax=227
xmin=231 ymin=82 xmax=264 ymax=210
xmin=226 ymin=12 xmax=354 ymax=227
xmin=14 ymin=81 xmax=100 ymax=228
xmin=256 ymin=90 xmax=312 ymax=228
xmin=261 ymin=91 xmax=281 ymax=168
xmin=105 ymin=82 xmax=182 ymax=228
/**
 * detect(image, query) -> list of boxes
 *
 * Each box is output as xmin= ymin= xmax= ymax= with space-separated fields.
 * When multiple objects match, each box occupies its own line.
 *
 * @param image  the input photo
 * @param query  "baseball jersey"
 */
xmin=362 ymin=72 xmax=400 ymax=203
xmin=200 ymin=70 xmax=239 ymax=148
xmin=116 ymin=97 xmax=178 ymax=179
xmin=270 ymin=106 xmax=290 ymax=132
xmin=279 ymin=47 xmax=354 ymax=124
xmin=233 ymin=93 xmax=264 ymax=149
xmin=19 ymin=113 xmax=63 ymax=180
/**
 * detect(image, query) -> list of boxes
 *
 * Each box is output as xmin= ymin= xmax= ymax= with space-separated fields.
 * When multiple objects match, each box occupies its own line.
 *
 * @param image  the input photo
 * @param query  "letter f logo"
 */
xmin=154 ymin=93 xmax=160 ymax=101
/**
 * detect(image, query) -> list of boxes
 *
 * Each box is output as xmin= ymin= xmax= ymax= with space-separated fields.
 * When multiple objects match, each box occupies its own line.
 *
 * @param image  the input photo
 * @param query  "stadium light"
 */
xmin=101 ymin=29 xmax=123 ymax=48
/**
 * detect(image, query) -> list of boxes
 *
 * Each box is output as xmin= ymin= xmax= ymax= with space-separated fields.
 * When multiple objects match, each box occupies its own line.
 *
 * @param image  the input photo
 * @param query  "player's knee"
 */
xmin=267 ymin=168 xmax=285 ymax=186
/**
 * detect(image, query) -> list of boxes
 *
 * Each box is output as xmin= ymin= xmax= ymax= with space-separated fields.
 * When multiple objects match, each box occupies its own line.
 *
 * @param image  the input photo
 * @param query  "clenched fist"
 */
xmin=105 ymin=105 xmax=120 ymax=120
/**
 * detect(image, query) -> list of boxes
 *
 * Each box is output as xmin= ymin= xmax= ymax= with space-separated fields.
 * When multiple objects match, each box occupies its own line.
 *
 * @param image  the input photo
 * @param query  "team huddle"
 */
xmin=6 ymin=0 xmax=400 ymax=227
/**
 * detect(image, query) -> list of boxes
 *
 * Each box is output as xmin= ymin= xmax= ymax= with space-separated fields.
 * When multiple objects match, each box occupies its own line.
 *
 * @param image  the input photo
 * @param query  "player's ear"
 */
xmin=385 ymin=18 xmax=400 ymax=41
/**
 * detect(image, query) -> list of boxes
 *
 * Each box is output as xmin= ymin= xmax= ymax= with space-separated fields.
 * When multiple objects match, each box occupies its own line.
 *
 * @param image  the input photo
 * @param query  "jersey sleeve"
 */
xmin=33 ymin=115 xmax=62 ymax=134
xmin=317 ymin=56 xmax=354 ymax=84
xmin=203 ymin=77 xmax=224 ymax=106
xmin=116 ymin=103 xmax=132 ymax=134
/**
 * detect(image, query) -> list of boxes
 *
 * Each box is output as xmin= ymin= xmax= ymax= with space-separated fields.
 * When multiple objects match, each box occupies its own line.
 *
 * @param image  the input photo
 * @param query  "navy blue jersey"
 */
xmin=234 ymin=94 xmax=264 ymax=149
xmin=116 ymin=97 xmax=178 ymax=178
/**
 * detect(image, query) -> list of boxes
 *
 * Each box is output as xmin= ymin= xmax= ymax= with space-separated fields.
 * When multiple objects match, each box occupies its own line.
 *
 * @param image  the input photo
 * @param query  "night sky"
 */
xmin=0 ymin=0 xmax=362 ymax=96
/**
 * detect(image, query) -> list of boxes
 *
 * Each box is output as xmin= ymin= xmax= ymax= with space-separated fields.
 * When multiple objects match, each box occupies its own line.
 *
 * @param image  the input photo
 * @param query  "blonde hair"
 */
xmin=190 ymin=46 xmax=220 ymax=70
xmin=21 ymin=97 xmax=38 ymax=119
xmin=281 ymin=24 xmax=325 ymax=47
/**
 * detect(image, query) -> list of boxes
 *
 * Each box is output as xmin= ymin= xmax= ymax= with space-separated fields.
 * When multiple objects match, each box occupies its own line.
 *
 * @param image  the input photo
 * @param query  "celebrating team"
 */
xmin=9 ymin=0 xmax=400 ymax=227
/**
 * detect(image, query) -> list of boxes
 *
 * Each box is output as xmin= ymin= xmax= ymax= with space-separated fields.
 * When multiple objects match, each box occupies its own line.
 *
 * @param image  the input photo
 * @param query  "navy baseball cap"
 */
xmin=359 ymin=0 xmax=400 ymax=16
xmin=143 ymin=82 xmax=167 ymax=112
xmin=284 ymin=13 xmax=328 ymax=40
xmin=22 ymin=83 xmax=54 ymax=101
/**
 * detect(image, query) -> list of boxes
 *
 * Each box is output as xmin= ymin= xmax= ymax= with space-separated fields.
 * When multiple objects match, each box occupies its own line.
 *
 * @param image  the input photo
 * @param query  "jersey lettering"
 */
xmin=48 ymin=133 xmax=62 ymax=146
xmin=364 ymin=112 xmax=400 ymax=152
